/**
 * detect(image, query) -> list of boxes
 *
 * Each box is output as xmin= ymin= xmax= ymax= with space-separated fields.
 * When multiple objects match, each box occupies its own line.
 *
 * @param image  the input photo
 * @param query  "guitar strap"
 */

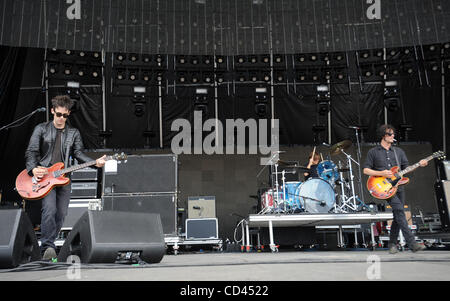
xmin=64 ymin=129 xmax=75 ymax=170
xmin=392 ymin=147 xmax=401 ymax=171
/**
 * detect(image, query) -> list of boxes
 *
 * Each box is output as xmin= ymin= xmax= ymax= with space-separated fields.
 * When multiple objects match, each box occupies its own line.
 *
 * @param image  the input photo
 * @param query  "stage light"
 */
xmin=203 ymin=72 xmax=213 ymax=83
xmin=129 ymin=70 xmax=138 ymax=81
xmin=178 ymin=72 xmax=187 ymax=83
xmin=203 ymin=56 xmax=212 ymax=65
xmin=216 ymin=73 xmax=225 ymax=83
xmin=77 ymin=68 xmax=85 ymax=77
xmin=310 ymin=54 xmax=318 ymax=61
xmin=142 ymin=70 xmax=151 ymax=82
xmin=263 ymin=72 xmax=271 ymax=82
xmin=142 ymin=55 xmax=151 ymax=63
xmin=48 ymin=63 xmax=58 ymax=74
xmin=237 ymin=72 xmax=246 ymax=82
xmin=250 ymin=56 xmax=257 ymax=64
xmin=79 ymin=51 xmax=85 ymax=57
xmin=191 ymin=72 xmax=200 ymax=83
xmin=250 ymin=71 xmax=258 ymax=82
xmin=317 ymin=85 xmax=329 ymax=92
xmin=66 ymin=81 xmax=80 ymax=89
xmin=262 ymin=56 xmax=270 ymax=64
xmin=116 ymin=53 xmax=125 ymax=61
xmin=156 ymin=55 xmax=163 ymax=64
xmin=156 ymin=71 xmax=163 ymax=82
xmin=92 ymin=70 xmax=99 ymax=78
xmin=191 ymin=56 xmax=199 ymax=65
xmin=93 ymin=52 xmax=100 ymax=58
xmin=275 ymin=71 xmax=285 ymax=82
xmin=64 ymin=65 xmax=72 ymax=75
xmin=129 ymin=53 xmax=138 ymax=62
xmin=384 ymin=81 xmax=400 ymax=111
xmin=177 ymin=56 xmax=186 ymax=64
xmin=116 ymin=69 xmax=126 ymax=80
xmin=134 ymin=86 xmax=146 ymax=94
xmin=237 ymin=56 xmax=245 ymax=64
xmin=216 ymin=56 xmax=225 ymax=64
xmin=65 ymin=50 xmax=72 ymax=55
xmin=274 ymin=55 xmax=283 ymax=63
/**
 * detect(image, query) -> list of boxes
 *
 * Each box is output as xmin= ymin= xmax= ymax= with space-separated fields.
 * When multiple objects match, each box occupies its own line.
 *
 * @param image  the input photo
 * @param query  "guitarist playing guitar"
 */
xmin=363 ymin=124 xmax=427 ymax=254
xmin=24 ymin=95 xmax=106 ymax=260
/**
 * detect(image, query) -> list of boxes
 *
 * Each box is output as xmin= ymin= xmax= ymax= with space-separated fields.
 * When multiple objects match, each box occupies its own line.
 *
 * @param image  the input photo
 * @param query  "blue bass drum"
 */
xmin=317 ymin=160 xmax=339 ymax=186
xmin=283 ymin=181 xmax=302 ymax=210
xmin=296 ymin=178 xmax=335 ymax=213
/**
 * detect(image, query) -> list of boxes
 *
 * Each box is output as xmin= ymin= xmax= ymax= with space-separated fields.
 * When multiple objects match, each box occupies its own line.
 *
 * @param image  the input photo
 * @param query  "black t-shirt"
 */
xmin=304 ymin=164 xmax=318 ymax=181
xmin=50 ymin=129 xmax=63 ymax=165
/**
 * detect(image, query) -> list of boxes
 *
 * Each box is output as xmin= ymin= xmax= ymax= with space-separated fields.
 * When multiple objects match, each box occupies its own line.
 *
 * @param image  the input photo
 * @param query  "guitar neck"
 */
xmin=398 ymin=154 xmax=434 ymax=176
xmin=60 ymin=160 xmax=98 ymax=174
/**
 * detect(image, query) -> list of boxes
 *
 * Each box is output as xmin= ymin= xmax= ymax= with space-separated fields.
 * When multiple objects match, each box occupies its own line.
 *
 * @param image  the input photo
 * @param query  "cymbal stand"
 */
xmin=338 ymin=150 xmax=360 ymax=212
xmin=335 ymin=160 xmax=350 ymax=213
xmin=351 ymin=127 xmax=365 ymax=204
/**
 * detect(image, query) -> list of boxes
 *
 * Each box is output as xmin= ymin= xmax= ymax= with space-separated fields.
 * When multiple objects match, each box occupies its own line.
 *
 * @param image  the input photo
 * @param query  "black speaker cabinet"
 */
xmin=435 ymin=180 xmax=450 ymax=231
xmin=0 ymin=209 xmax=41 ymax=268
xmin=57 ymin=210 xmax=165 ymax=264
xmin=102 ymin=194 xmax=177 ymax=236
xmin=103 ymin=154 xmax=177 ymax=194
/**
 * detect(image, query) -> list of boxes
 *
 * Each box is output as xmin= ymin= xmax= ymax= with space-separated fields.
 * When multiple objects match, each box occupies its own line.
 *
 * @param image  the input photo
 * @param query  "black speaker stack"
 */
xmin=102 ymin=154 xmax=179 ymax=236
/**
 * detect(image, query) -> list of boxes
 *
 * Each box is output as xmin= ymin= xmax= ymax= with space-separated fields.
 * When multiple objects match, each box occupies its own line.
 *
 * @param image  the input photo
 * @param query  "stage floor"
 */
xmin=1 ymin=249 xmax=450 ymax=281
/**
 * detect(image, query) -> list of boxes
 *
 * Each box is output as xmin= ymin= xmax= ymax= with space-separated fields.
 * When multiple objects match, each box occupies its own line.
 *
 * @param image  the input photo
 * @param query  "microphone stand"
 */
xmin=0 ymin=108 xmax=46 ymax=132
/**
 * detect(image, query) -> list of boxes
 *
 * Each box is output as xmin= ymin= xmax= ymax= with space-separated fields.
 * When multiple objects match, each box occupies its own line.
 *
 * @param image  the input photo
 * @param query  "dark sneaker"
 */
xmin=42 ymin=247 xmax=57 ymax=260
xmin=411 ymin=243 xmax=426 ymax=253
xmin=388 ymin=244 xmax=398 ymax=254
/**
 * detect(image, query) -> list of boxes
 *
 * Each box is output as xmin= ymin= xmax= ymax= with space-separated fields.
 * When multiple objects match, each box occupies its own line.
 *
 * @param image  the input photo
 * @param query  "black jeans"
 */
xmin=40 ymin=184 xmax=71 ymax=252
xmin=388 ymin=190 xmax=416 ymax=246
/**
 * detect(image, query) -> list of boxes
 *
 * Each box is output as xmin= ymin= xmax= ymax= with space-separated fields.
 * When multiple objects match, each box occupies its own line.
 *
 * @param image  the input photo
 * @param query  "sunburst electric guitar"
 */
xmin=15 ymin=153 xmax=127 ymax=200
xmin=367 ymin=151 xmax=445 ymax=200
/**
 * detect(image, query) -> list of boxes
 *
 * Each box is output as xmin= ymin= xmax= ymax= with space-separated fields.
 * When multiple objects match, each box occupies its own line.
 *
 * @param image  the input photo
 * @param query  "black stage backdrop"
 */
xmin=0 ymin=46 xmax=449 ymax=239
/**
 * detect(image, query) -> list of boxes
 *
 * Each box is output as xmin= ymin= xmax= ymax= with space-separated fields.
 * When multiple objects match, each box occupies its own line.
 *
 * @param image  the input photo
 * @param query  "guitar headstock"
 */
xmin=433 ymin=150 xmax=446 ymax=161
xmin=108 ymin=152 xmax=128 ymax=163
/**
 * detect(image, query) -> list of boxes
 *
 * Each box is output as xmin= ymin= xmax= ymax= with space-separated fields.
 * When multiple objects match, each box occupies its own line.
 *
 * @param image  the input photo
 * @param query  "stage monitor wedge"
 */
xmin=57 ymin=210 xmax=165 ymax=264
xmin=0 ymin=209 xmax=41 ymax=269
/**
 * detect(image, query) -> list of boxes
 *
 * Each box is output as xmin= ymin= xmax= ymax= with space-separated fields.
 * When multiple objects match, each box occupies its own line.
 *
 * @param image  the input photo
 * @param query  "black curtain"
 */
xmin=0 ymin=46 xmax=29 ymax=205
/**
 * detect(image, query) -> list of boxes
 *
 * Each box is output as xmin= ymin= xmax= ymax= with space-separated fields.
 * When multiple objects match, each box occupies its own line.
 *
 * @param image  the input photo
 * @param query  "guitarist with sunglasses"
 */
xmin=24 ymin=95 xmax=106 ymax=260
xmin=363 ymin=124 xmax=427 ymax=254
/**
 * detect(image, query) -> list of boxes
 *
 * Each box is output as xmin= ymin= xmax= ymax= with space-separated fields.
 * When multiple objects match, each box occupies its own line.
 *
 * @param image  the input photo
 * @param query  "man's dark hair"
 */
xmin=51 ymin=95 xmax=73 ymax=110
xmin=377 ymin=124 xmax=396 ymax=140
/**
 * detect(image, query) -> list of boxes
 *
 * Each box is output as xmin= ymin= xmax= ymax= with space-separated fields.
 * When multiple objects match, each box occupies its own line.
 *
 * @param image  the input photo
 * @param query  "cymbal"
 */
xmin=329 ymin=140 xmax=352 ymax=155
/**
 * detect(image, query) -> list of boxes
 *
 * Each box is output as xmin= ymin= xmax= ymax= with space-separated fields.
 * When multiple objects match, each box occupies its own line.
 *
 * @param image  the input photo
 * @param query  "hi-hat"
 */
xmin=328 ymin=140 xmax=352 ymax=155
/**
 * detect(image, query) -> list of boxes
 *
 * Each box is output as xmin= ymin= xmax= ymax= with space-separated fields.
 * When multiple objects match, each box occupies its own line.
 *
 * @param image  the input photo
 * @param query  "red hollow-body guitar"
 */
xmin=366 ymin=151 xmax=445 ymax=200
xmin=15 ymin=153 xmax=126 ymax=200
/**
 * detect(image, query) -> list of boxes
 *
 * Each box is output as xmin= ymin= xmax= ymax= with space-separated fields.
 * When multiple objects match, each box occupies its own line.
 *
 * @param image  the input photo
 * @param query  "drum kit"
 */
xmin=259 ymin=139 xmax=369 ymax=215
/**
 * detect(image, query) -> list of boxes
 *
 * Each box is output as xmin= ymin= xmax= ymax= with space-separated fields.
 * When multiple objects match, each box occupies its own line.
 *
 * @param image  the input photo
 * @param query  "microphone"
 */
xmin=393 ymin=138 xmax=397 ymax=143
xmin=348 ymin=126 xmax=360 ymax=129
xmin=36 ymin=107 xmax=46 ymax=112
xmin=322 ymin=142 xmax=331 ymax=147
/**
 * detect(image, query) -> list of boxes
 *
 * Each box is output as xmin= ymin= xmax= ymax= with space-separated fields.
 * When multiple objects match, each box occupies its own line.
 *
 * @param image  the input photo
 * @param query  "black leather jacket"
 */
xmin=25 ymin=121 xmax=93 ymax=176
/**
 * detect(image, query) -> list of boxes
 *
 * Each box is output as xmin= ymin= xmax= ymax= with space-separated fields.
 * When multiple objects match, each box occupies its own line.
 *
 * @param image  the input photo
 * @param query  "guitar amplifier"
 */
xmin=185 ymin=218 xmax=218 ymax=240
xmin=435 ymin=180 xmax=450 ymax=231
xmin=70 ymin=182 xmax=98 ymax=199
xmin=71 ymin=167 xmax=98 ymax=182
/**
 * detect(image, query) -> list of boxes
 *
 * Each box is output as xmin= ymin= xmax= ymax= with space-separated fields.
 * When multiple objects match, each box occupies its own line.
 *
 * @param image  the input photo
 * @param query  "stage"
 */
xmin=1 ymin=250 xmax=450 ymax=281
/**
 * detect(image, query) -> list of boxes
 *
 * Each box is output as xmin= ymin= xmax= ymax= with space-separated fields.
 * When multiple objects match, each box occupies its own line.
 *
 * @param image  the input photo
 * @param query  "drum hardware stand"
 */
xmin=350 ymin=126 xmax=366 ymax=207
xmin=335 ymin=150 xmax=364 ymax=213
